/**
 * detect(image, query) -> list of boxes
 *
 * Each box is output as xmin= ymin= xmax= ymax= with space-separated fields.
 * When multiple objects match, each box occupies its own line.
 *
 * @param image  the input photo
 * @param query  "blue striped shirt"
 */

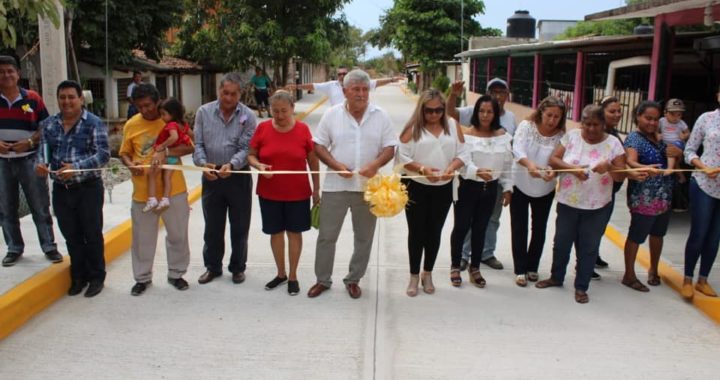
xmin=39 ymin=109 xmax=110 ymax=184
xmin=193 ymin=100 xmax=257 ymax=169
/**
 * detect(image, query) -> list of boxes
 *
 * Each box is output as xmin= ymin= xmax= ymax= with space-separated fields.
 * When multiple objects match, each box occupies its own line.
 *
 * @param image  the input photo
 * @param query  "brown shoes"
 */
xmin=232 ymin=272 xmax=246 ymax=284
xmin=198 ymin=270 xmax=221 ymax=284
xmin=307 ymin=283 xmax=330 ymax=298
xmin=346 ymin=283 xmax=362 ymax=299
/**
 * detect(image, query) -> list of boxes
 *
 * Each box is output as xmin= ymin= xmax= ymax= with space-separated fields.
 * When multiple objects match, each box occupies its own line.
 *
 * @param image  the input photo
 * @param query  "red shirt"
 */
xmin=250 ymin=120 xmax=314 ymax=201
xmin=153 ymin=121 xmax=192 ymax=149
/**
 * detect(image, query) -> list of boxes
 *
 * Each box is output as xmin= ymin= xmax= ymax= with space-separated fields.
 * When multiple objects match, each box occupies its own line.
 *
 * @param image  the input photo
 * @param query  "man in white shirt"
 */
xmin=307 ymin=69 xmax=398 ymax=299
xmin=290 ymin=67 xmax=402 ymax=106
xmin=126 ymin=71 xmax=142 ymax=119
xmin=447 ymin=78 xmax=517 ymax=271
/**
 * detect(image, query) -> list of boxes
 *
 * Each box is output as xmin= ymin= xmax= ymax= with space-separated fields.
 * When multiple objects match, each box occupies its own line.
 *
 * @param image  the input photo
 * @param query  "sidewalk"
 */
xmin=1 ymin=85 xmax=719 ymax=379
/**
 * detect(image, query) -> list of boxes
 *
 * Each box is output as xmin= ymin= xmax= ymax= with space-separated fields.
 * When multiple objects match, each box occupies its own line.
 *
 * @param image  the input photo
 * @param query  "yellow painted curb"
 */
xmin=0 ymin=185 xmax=203 ymax=341
xmin=0 ymin=93 xmax=323 ymax=341
xmin=604 ymin=224 xmax=720 ymax=324
xmin=296 ymin=96 xmax=328 ymax=120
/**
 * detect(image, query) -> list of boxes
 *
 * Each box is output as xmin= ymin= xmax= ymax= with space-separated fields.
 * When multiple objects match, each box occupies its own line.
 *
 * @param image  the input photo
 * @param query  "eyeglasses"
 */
xmin=423 ymin=107 xmax=444 ymax=114
xmin=337 ymin=72 xmax=347 ymax=77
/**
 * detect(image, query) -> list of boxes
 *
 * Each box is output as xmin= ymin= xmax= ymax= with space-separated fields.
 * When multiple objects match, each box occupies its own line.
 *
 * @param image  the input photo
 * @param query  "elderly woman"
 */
xmin=510 ymin=96 xmax=566 ymax=287
xmin=622 ymin=101 xmax=673 ymax=292
xmin=536 ymin=105 xmax=631 ymax=304
xmin=398 ymin=89 xmax=465 ymax=296
xmin=248 ymin=91 xmax=320 ymax=296
xmin=450 ymin=95 xmax=513 ymax=288
xmin=681 ymin=85 xmax=720 ymax=299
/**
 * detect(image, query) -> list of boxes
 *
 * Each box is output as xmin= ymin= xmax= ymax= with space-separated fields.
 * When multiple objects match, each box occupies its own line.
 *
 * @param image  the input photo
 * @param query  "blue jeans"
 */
xmin=550 ymin=203 xmax=611 ymax=292
xmin=461 ymin=188 xmax=503 ymax=262
xmin=684 ymin=178 xmax=720 ymax=278
xmin=0 ymin=156 xmax=56 ymax=254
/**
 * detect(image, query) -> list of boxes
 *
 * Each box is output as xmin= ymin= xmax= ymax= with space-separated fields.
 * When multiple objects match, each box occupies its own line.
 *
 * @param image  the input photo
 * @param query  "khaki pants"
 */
xmin=314 ymin=191 xmax=377 ymax=287
xmin=130 ymin=192 xmax=191 ymax=283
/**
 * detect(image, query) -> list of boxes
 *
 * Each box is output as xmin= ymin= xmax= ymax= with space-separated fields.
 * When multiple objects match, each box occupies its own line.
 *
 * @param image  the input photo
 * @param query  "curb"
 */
xmin=296 ymin=96 xmax=328 ymax=120
xmin=604 ymin=224 xmax=720 ymax=324
xmin=0 ymin=186 xmax=202 ymax=341
xmin=0 ymin=93 xmax=327 ymax=341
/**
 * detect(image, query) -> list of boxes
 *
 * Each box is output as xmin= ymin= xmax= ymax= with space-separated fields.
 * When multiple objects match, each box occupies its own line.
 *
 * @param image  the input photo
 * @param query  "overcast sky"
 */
xmin=343 ymin=0 xmax=628 ymax=59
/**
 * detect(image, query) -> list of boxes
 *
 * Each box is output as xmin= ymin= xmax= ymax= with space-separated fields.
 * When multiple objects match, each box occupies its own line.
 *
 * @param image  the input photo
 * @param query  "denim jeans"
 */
xmin=461 ymin=188 xmax=503 ymax=262
xmin=684 ymin=178 xmax=720 ymax=278
xmin=0 ymin=156 xmax=56 ymax=254
xmin=550 ymin=203 xmax=611 ymax=292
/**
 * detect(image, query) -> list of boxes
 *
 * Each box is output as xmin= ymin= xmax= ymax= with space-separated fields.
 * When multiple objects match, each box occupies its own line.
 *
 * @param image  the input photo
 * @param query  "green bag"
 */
xmin=311 ymin=203 xmax=321 ymax=229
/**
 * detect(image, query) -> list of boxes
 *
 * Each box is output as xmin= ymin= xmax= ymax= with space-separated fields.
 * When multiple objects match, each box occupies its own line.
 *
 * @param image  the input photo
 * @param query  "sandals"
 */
xmin=622 ymin=278 xmax=649 ymax=293
xmin=647 ymin=272 xmax=661 ymax=287
xmin=406 ymin=275 xmax=419 ymax=297
xmin=527 ymin=272 xmax=539 ymax=282
xmin=515 ymin=274 xmax=528 ymax=287
xmin=450 ymin=267 xmax=462 ymax=287
xmin=575 ymin=290 xmax=589 ymax=304
xmin=468 ymin=267 xmax=486 ymax=288
xmin=421 ymin=272 xmax=435 ymax=294
xmin=535 ymin=278 xmax=562 ymax=289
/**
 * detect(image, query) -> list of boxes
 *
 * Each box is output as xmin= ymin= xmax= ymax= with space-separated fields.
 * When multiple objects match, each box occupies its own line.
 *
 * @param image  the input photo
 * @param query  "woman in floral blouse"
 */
xmin=681 ymin=85 xmax=720 ymax=299
xmin=622 ymin=101 xmax=672 ymax=292
xmin=536 ymin=105 xmax=631 ymax=304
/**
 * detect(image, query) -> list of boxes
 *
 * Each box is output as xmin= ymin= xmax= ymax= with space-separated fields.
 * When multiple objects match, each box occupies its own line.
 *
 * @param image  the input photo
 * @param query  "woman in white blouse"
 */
xmin=510 ymin=96 xmax=566 ymax=287
xmin=398 ymin=89 xmax=465 ymax=296
xmin=451 ymin=95 xmax=513 ymax=288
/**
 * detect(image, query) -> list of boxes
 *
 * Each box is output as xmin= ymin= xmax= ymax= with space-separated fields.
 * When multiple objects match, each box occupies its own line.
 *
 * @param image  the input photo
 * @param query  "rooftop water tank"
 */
xmin=507 ymin=10 xmax=536 ymax=39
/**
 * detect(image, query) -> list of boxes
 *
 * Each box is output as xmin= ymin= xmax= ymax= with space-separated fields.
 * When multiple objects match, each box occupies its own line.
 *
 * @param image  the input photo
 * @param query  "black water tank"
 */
xmin=507 ymin=10 xmax=536 ymax=38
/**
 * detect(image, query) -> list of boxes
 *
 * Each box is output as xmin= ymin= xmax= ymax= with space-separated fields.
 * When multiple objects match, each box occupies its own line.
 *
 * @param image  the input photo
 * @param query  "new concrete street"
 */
xmin=1 ymin=85 xmax=719 ymax=379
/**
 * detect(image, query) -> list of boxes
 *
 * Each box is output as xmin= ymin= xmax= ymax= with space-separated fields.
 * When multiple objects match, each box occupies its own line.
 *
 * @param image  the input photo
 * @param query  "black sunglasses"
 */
xmin=423 ymin=107 xmax=444 ymax=114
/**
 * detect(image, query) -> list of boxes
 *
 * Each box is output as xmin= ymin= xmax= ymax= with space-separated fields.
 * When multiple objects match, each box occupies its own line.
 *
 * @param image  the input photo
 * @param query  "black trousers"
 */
xmin=201 ymin=172 xmax=252 ymax=274
xmin=450 ymin=179 xmax=498 ymax=268
xmin=510 ymin=187 xmax=554 ymax=275
xmin=53 ymin=178 xmax=105 ymax=283
xmin=403 ymin=179 xmax=452 ymax=274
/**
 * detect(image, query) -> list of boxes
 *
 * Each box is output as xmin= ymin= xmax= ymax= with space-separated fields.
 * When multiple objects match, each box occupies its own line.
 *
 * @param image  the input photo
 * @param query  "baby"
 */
xmin=658 ymin=98 xmax=689 ymax=180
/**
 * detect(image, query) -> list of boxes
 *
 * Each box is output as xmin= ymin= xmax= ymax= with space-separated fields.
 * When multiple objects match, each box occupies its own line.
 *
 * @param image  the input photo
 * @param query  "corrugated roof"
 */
xmin=455 ymin=34 xmax=654 ymax=58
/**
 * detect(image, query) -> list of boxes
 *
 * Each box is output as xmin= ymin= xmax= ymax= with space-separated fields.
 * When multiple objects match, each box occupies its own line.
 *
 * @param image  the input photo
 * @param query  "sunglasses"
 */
xmin=337 ymin=72 xmax=347 ymax=77
xmin=423 ymin=107 xmax=444 ymax=115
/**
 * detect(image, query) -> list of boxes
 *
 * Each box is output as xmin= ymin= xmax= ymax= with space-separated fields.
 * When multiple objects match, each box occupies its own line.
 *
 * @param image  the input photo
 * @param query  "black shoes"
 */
xmin=265 ymin=276 xmax=288 ymax=290
xmin=2 ymin=251 xmax=62 ymax=266
xmin=595 ymin=256 xmax=609 ymax=268
xmin=131 ymin=281 xmax=152 ymax=296
xmin=68 ymin=280 xmax=88 ymax=296
xmin=2 ymin=252 xmax=22 ymax=267
xmin=459 ymin=259 xmax=469 ymax=271
xmin=288 ymin=280 xmax=300 ymax=296
xmin=592 ymin=271 xmax=602 ymax=280
xmin=45 ymin=250 xmax=63 ymax=264
xmin=84 ymin=281 xmax=104 ymax=297
xmin=168 ymin=277 xmax=189 ymax=291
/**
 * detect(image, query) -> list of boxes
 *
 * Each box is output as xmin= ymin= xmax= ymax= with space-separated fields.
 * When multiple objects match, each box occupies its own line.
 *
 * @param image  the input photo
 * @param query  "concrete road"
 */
xmin=1 ymin=85 xmax=719 ymax=379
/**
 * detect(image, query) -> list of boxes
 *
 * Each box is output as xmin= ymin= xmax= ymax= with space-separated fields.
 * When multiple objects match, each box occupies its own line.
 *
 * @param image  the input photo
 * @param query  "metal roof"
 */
xmin=455 ymin=34 xmax=653 ymax=58
xmin=585 ymin=0 xmax=720 ymax=21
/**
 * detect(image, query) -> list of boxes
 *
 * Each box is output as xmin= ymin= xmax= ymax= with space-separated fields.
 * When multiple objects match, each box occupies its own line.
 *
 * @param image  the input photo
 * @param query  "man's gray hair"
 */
xmin=219 ymin=72 xmax=244 ymax=88
xmin=343 ymin=69 xmax=371 ymax=88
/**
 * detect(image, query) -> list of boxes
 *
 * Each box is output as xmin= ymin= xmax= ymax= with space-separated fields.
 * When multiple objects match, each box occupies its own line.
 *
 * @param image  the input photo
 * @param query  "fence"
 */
xmin=591 ymin=87 xmax=647 ymax=134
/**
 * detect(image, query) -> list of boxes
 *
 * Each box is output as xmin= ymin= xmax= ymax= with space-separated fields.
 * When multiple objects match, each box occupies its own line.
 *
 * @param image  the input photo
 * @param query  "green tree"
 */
xmin=369 ymin=0 xmax=495 ymax=71
xmin=0 ymin=0 xmax=61 ymax=48
xmin=556 ymin=0 xmax=651 ymax=39
xmin=176 ymin=0 xmax=350 ymax=85
xmin=66 ymin=0 xmax=183 ymax=65
xmin=327 ymin=25 xmax=367 ymax=69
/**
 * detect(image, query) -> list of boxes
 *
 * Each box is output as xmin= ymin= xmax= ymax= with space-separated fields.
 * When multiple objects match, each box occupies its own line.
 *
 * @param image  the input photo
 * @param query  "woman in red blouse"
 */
xmin=248 ymin=91 xmax=320 ymax=296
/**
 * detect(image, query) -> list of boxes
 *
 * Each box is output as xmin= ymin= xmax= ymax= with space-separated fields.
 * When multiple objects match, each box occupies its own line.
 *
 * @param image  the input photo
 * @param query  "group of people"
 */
xmin=2 ymin=53 xmax=719 ymax=304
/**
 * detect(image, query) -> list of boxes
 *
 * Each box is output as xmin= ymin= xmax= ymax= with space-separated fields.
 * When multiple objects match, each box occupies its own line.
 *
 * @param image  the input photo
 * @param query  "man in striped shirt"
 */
xmin=0 ymin=55 xmax=62 ymax=267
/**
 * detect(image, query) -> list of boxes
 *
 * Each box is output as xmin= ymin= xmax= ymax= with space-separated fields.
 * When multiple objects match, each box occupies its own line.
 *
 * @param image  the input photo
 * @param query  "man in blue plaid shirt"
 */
xmin=36 ymin=80 xmax=110 ymax=297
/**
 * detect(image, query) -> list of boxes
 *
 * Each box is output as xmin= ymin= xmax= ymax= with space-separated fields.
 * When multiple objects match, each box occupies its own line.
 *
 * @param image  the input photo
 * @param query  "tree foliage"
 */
xmin=0 ymin=0 xmax=61 ymax=48
xmin=369 ymin=0 xmax=494 ymax=72
xmin=327 ymin=25 xmax=367 ymax=69
xmin=66 ymin=0 xmax=183 ymax=65
xmin=176 ymin=0 xmax=350 ymax=85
